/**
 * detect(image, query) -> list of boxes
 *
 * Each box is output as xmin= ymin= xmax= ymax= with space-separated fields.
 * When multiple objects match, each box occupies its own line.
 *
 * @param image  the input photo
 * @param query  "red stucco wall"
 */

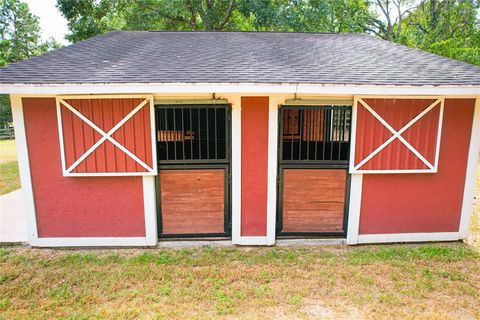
xmin=241 ymin=97 xmax=269 ymax=236
xmin=359 ymin=99 xmax=475 ymax=234
xmin=23 ymin=98 xmax=146 ymax=237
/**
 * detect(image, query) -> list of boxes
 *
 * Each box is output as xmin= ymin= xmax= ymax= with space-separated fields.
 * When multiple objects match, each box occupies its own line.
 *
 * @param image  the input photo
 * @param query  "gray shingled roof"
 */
xmin=1 ymin=31 xmax=479 ymax=85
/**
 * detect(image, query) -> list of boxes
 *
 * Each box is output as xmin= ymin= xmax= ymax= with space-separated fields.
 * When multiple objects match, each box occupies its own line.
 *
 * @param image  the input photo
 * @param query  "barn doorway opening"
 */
xmin=277 ymin=105 xmax=352 ymax=237
xmin=155 ymin=104 xmax=231 ymax=238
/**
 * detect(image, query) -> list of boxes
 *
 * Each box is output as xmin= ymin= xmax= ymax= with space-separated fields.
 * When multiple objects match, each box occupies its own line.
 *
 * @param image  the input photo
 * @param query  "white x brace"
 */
xmin=57 ymin=98 xmax=155 ymax=175
xmin=352 ymin=98 xmax=444 ymax=173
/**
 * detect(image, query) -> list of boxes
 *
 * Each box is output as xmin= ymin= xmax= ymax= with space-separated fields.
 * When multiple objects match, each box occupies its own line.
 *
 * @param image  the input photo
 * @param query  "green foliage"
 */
xmin=428 ymin=39 xmax=480 ymax=65
xmin=400 ymin=0 xmax=480 ymax=65
xmin=239 ymin=0 xmax=375 ymax=32
xmin=56 ymin=0 xmax=127 ymax=43
xmin=57 ymin=0 xmax=376 ymax=39
xmin=123 ymin=0 xmax=240 ymax=31
xmin=0 ymin=95 xmax=11 ymax=126
xmin=0 ymin=0 xmax=59 ymax=66
xmin=0 ymin=0 xmax=63 ymax=124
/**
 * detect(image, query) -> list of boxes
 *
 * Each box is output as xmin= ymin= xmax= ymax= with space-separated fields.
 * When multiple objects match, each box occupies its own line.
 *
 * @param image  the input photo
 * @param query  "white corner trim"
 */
xmin=234 ymin=236 xmax=270 ymax=246
xmin=350 ymin=97 xmax=444 ymax=174
xmin=357 ymin=232 xmax=460 ymax=244
xmin=10 ymin=95 xmax=39 ymax=244
xmin=143 ymin=176 xmax=158 ymax=246
xmin=346 ymin=174 xmax=363 ymax=245
xmin=150 ymin=97 xmax=158 ymax=174
xmin=266 ymin=96 xmax=279 ymax=246
xmin=55 ymin=95 xmax=157 ymax=176
xmin=229 ymin=96 xmax=242 ymax=245
xmin=33 ymin=237 xmax=152 ymax=247
xmin=459 ymin=98 xmax=480 ymax=238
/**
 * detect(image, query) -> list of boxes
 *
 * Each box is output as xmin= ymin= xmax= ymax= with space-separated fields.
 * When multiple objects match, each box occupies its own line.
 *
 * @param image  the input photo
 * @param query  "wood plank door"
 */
xmin=279 ymin=168 xmax=348 ymax=234
xmin=158 ymin=168 xmax=228 ymax=236
xmin=277 ymin=105 xmax=351 ymax=236
xmin=155 ymin=104 xmax=231 ymax=238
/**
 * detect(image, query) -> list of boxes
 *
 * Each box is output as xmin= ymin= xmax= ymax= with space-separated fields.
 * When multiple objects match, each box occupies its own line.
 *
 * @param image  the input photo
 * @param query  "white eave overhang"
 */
xmin=1 ymin=82 xmax=480 ymax=96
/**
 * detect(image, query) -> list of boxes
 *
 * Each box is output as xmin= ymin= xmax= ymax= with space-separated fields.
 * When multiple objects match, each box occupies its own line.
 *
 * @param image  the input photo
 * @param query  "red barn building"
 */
xmin=0 ymin=32 xmax=479 ymax=247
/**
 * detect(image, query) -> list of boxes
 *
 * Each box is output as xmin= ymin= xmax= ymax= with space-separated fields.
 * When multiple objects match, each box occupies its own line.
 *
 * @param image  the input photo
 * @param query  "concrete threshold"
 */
xmin=155 ymin=238 xmax=346 ymax=248
xmin=156 ymin=240 xmax=232 ymax=248
xmin=276 ymin=238 xmax=346 ymax=246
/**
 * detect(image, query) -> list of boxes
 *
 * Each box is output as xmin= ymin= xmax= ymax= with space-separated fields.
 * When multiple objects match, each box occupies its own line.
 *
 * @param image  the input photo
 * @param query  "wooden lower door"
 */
xmin=278 ymin=168 xmax=348 ymax=235
xmin=277 ymin=105 xmax=352 ymax=236
xmin=158 ymin=168 xmax=230 ymax=237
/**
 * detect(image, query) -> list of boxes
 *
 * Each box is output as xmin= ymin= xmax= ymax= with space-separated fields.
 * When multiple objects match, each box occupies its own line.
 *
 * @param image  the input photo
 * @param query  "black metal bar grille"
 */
xmin=279 ymin=105 xmax=351 ymax=163
xmin=155 ymin=105 xmax=229 ymax=164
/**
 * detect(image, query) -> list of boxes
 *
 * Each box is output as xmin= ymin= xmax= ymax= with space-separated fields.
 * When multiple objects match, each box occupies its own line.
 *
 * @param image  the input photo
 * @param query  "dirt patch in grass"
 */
xmin=0 ymin=243 xmax=479 ymax=319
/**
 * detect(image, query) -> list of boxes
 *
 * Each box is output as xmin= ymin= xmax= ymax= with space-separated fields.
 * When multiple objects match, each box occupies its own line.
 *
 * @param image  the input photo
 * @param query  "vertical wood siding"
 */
xmin=22 ymin=98 xmax=145 ymax=237
xmin=159 ymin=169 xmax=225 ymax=234
xmin=354 ymin=99 xmax=440 ymax=170
xmin=359 ymin=99 xmax=475 ymax=234
xmin=282 ymin=169 xmax=346 ymax=232
xmin=60 ymin=98 xmax=152 ymax=173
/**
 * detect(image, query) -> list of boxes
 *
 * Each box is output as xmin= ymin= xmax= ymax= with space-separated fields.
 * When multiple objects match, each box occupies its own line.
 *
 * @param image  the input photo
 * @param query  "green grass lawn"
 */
xmin=0 ymin=161 xmax=20 ymax=195
xmin=0 ymin=244 xmax=479 ymax=319
xmin=0 ymin=139 xmax=20 ymax=195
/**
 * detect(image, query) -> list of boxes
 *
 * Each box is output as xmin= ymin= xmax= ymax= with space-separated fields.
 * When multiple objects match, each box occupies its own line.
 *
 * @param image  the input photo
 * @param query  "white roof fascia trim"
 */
xmin=2 ymin=83 xmax=480 ymax=95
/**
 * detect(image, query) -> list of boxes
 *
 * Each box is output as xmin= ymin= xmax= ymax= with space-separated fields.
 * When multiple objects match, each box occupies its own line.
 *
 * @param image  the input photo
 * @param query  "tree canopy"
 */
xmin=0 ymin=0 xmax=62 ymax=125
xmin=55 ymin=0 xmax=378 ymax=36
xmin=55 ymin=0 xmax=479 ymax=65
xmin=400 ymin=0 xmax=480 ymax=65
xmin=0 ymin=0 xmax=61 ymax=66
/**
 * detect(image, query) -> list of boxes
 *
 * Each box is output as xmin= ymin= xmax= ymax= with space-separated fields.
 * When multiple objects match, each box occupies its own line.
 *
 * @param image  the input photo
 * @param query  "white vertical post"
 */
xmin=348 ymin=97 xmax=358 ymax=173
xmin=346 ymin=174 xmax=363 ymax=245
xmin=230 ymin=95 xmax=242 ymax=244
xmin=459 ymin=97 xmax=480 ymax=238
xmin=347 ymin=172 xmax=363 ymax=244
xmin=143 ymin=176 xmax=157 ymax=246
xmin=266 ymin=96 xmax=279 ymax=245
xmin=149 ymin=97 xmax=158 ymax=174
xmin=346 ymin=96 xmax=362 ymax=245
xmin=10 ymin=95 xmax=39 ymax=245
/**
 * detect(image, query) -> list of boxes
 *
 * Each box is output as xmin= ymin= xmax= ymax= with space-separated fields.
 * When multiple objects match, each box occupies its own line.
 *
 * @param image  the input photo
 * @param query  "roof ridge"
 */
xmin=116 ymin=30 xmax=368 ymax=35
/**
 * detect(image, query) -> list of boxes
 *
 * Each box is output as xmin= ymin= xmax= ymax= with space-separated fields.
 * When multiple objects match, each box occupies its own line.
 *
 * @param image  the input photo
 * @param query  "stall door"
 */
xmin=156 ymin=104 xmax=231 ymax=238
xmin=277 ymin=105 xmax=351 ymax=236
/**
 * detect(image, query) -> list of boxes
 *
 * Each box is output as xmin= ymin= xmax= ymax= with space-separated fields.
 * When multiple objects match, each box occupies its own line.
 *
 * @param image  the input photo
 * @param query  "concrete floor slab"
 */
xmin=0 ymin=189 xmax=28 ymax=243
